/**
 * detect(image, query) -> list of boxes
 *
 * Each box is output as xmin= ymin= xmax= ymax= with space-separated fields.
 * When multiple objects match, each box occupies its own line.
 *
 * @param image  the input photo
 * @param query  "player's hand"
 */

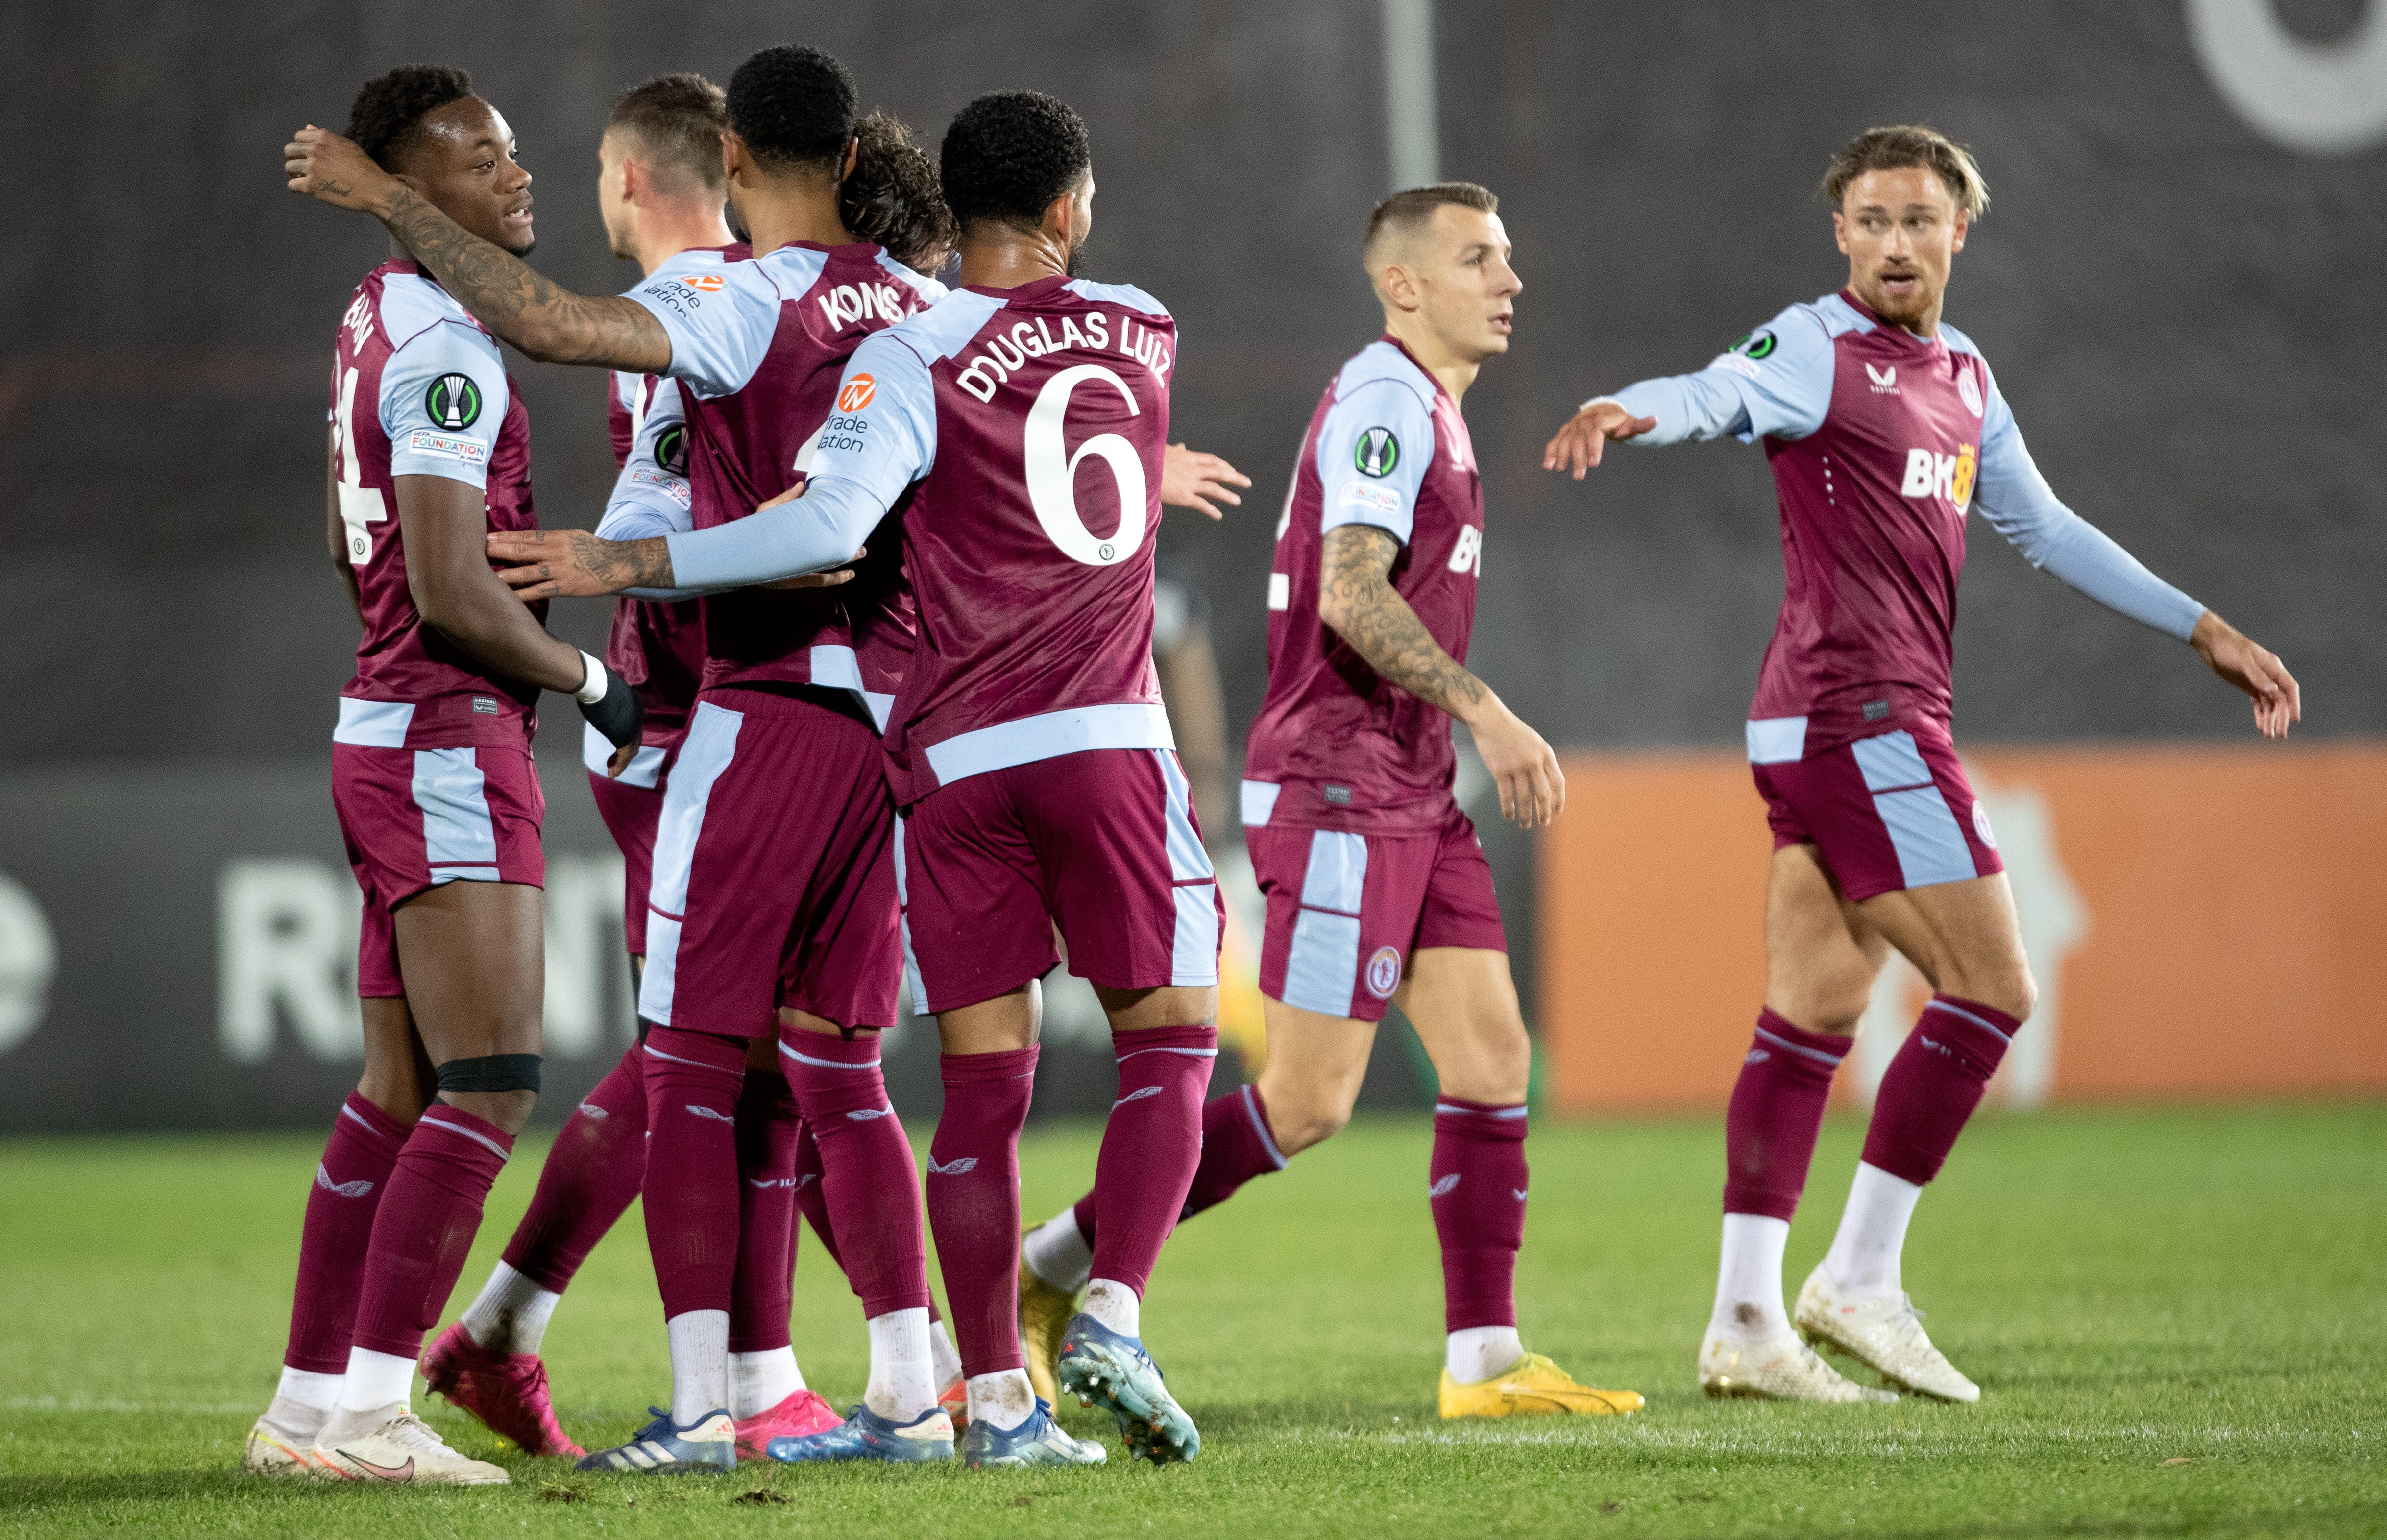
xmin=607 ymin=739 xmax=639 ymax=779
xmin=284 ymin=126 xmax=404 ymax=216
xmin=487 ymin=528 xmax=659 ymax=598
xmin=1160 ymin=443 xmax=1251 ymax=521
xmin=2190 ymin=611 xmax=2301 ymax=740
xmin=1467 ymin=697 xmax=1567 ymax=829
xmin=1541 ymin=399 xmax=1658 ymax=480
xmin=747 ymin=482 xmax=860 ymax=589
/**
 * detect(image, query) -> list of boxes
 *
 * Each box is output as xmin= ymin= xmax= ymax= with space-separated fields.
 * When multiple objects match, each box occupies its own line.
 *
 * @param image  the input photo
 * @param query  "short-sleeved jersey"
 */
xmin=600 ymin=244 xmax=741 ymax=735
xmin=328 ymin=258 xmax=540 ymax=750
xmin=800 ymin=274 xmax=1180 ymax=806
xmin=630 ymin=241 xmax=943 ymax=717
xmin=1242 ymin=337 xmax=1484 ymax=835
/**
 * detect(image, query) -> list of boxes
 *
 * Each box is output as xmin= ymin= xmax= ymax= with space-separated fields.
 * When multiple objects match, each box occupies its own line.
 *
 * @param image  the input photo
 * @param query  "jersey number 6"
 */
xmin=1024 ymin=363 xmax=1147 ymax=566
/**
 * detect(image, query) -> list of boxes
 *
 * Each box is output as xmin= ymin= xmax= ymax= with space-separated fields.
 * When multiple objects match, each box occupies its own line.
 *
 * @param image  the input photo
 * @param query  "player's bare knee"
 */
xmin=1270 ymin=1095 xmax=1352 ymax=1156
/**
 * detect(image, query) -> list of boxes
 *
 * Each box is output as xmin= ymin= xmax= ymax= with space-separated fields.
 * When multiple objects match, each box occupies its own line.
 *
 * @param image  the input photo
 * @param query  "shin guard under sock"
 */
xmin=1069 ymin=1080 xmax=1284 ymax=1252
xmin=926 ymin=1046 xmax=1038 ymax=1378
xmin=1087 ymin=1025 xmax=1217 ymax=1298
xmin=500 ymin=1042 xmax=646 ymax=1293
xmin=783 ymin=1031 xmax=931 ymax=1317
xmin=285 ymin=1093 xmax=412 ymax=1374
xmin=640 ymin=1026 xmax=748 ymax=1320
xmin=348 ymin=1104 xmax=514 ymax=1360
xmin=728 ymin=1067 xmax=801 ymax=1355
xmin=1722 ymin=1009 xmax=1851 ymax=1221
xmin=1429 ymin=1096 xmax=1529 ymax=1332
xmin=1861 ymin=995 xmax=2019 ymax=1185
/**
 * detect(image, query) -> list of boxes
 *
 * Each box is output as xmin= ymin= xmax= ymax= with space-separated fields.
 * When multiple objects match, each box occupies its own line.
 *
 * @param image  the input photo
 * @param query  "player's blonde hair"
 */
xmin=1820 ymin=125 xmax=1989 ymax=219
xmin=1363 ymin=182 xmax=1499 ymax=270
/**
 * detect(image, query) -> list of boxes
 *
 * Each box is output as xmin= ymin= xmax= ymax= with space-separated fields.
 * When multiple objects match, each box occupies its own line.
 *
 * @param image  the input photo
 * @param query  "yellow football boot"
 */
xmin=1438 ymin=1352 xmax=1644 ymax=1419
xmin=1018 ymin=1257 xmax=1082 ymax=1408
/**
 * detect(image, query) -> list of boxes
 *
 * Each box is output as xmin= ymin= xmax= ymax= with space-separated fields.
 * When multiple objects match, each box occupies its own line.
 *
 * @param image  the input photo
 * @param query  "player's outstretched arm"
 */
xmin=1318 ymin=524 xmax=1564 ymax=828
xmin=1160 ymin=443 xmax=1252 ymax=520
xmin=283 ymin=127 xmax=669 ymax=371
xmin=2190 ymin=611 xmax=2301 ymax=739
xmin=1539 ymin=399 xmax=1659 ymax=479
xmin=488 ymin=482 xmax=860 ymax=599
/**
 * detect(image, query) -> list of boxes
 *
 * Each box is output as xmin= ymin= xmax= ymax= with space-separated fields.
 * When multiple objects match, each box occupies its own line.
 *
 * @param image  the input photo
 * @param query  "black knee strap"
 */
xmin=435 ymin=1054 xmax=543 ymax=1094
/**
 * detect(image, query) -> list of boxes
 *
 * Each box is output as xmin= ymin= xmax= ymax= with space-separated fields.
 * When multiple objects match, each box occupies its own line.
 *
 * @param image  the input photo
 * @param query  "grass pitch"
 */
xmin=0 ymin=1105 xmax=2381 ymax=1537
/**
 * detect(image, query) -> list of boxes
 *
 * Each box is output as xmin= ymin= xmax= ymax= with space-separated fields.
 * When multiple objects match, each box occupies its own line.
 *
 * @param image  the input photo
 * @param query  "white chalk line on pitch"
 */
xmin=6 ymin=1397 xmax=261 ymax=1414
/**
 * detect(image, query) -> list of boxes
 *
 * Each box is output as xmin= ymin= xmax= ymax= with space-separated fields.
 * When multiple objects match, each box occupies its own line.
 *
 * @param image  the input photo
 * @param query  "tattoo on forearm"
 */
xmin=1319 ymin=525 xmax=1485 ymax=714
xmin=381 ymin=187 xmax=668 ymax=369
xmin=571 ymin=531 xmax=674 ymax=592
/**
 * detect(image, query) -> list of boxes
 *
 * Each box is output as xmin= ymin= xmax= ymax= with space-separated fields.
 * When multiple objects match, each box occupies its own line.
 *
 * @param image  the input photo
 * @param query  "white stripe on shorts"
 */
xmin=638 ymin=700 xmax=744 ymax=1026
xmin=411 ymin=748 xmax=498 ymax=878
xmin=1157 ymin=751 xmax=1219 ymax=986
xmin=1279 ymin=830 xmax=1370 ymax=1016
xmin=893 ymin=815 xmax=930 ymax=1017
xmin=583 ymin=720 xmax=668 ymax=788
xmin=335 ymin=697 xmax=415 ymax=747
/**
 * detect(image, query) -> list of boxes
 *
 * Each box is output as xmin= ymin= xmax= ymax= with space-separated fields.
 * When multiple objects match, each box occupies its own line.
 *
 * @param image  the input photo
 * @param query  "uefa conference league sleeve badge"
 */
xmin=424 ymin=373 xmax=484 ymax=432
xmin=1355 ymin=426 xmax=1400 ymax=478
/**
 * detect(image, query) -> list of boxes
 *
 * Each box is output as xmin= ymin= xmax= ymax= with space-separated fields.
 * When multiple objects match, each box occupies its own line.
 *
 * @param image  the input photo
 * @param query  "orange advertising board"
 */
xmin=1537 ymin=742 xmax=2387 ymax=1112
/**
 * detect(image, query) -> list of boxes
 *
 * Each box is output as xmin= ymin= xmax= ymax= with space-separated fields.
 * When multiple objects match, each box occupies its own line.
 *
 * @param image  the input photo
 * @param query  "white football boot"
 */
xmin=313 ymin=1404 xmax=512 ymax=1484
xmin=1795 ymin=1265 xmax=1981 ymax=1403
xmin=243 ymin=1397 xmax=331 ymax=1478
xmin=1698 ymin=1326 xmax=1898 ymax=1403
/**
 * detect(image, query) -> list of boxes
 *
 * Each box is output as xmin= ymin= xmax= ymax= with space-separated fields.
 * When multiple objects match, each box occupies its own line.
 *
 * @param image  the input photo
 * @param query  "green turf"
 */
xmin=1 ymin=1106 xmax=2382 ymax=1537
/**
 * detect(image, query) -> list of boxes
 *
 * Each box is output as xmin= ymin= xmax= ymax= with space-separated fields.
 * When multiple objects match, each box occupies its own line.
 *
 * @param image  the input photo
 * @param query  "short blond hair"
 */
xmin=1820 ymin=125 xmax=1988 ymax=219
xmin=1363 ymin=181 xmax=1499 ymax=268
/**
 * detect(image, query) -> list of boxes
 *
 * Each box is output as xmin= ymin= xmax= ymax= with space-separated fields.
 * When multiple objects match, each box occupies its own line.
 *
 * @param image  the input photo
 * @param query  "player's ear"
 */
xmin=839 ymin=137 xmax=859 ymax=185
xmin=719 ymin=129 xmax=746 ymax=185
xmin=1831 ymin=208 xmax=1851 ymax=257
xmin=1042 ymin=187 xmax=1076 ymax=248
xmin=1950 ymin=208 xmax=1969 ymax=253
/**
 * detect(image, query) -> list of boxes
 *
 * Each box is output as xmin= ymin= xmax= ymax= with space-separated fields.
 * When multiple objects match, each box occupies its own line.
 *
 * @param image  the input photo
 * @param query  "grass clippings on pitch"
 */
xmin=0 ymin=1105 xmax=2382 ymax=1537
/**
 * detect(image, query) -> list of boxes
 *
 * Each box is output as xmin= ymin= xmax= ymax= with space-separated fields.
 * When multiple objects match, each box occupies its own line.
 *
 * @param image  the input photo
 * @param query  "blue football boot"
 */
xmin=575 ymin=1406 xmax=736 ymax=1474
xmin=957 ymin=1398 xmax=1107 ymax=1468
xmin=1056 ymin=1312 xmax=1200 ymax=1464
xmin=766 ymin=1403 xmax=955 ymax=1464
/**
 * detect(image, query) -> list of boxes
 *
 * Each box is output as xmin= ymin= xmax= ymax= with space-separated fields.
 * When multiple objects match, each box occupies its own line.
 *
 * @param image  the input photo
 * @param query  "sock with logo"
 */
xmin=346 ymin=1103 xmax=515 ymax=1363
xmin=1860 ymin=995 xmax=2020 ymax=1186
xmin=1087 ymin=1025 xmax=1218 ymax=1301
xmin=790 ymin=1117 xmax=843 ymax=1266
xmin=783 ymin=1029 xmax=932 ymax=1317
xmin=1430 ymin=1096 xmax=1531 ymax=1332
xmin=727 ymin=1066 xmax=801 ymax=1357
xmin=1722 ymin=1009 xmax=1851 ymax=1221
xmin=1052 ymin=1079 xmax=1283 ymax=1286
xmin=284 ymin=1092 xmax=412 ymax=1376
xmin=1819 ymin=1161 xmax=1926 ymax=1302
xmin=926 ymin=1046 xmax=1038 ymax=1378
xmin=496 ymin=1041 xmax=647 ymax=1303
xmin=640 ymin=1026 xmax=749 ymax=1322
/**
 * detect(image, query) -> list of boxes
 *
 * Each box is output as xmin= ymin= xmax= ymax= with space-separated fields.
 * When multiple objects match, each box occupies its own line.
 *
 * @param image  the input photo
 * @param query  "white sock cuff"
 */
xmin=729 ymin=1346 xmax=803 ymax=1421
xmin=1446 ymin=1325 xmax=1525 ymax=1384
xmin=335 ymin=1347 xmax=417 ymax=1413
xmin=1022 ymin=1209 xmax=1094 ymax=1292
xmin=275 ymin=1365 xmax=343 ymax=1413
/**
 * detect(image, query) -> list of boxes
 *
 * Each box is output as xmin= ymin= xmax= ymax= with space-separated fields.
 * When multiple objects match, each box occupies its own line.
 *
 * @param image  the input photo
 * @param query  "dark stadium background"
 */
xmin=0 ymin=0 xmax=2378 ymax=1131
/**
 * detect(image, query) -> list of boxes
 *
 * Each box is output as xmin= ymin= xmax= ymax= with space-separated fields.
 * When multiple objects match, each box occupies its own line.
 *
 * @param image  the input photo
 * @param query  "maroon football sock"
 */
xmin=727 ymin=1067 xmax=801 ymax=1354
xmin=500 ymin=1042 xmax=646 ymax=1294
xmin=1087 ymin=1025 xmax=1217 ymax=1297
xmin=1861 ymin=995 xmax=2019 ymax=1185
xmin=1070 ymin=1081 xmax=1286 ymax=1252
xmin=283 ymin=1092 xmax=412 ymax=1374
xmin=640 ymin=1025 xmax=749 ymax=1320
xmin=784 ymin=1031 xmax=932 ymax=1317
xmin=926 ymin=1046 xmax=1038 ymax=1378
xmin=791 ymin=1118 xmax=844 ymax=1270
xmin=1430 ymin=1096 xmax=1530 ymax=1331
xmin=348 ymin=1104 xmax=514 ymax=1360
xmin=1722 ymin=1009 xmax=1851 ymax=1221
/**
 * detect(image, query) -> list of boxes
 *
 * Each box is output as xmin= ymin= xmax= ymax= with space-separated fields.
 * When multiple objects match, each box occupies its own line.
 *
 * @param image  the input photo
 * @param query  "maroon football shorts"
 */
xmin=637 ymin=687 xmax=900 ymax=1037
xmin=582 ymin=721 xmax=685 ymax=958
xmin=1752 ymin=723 xmax=2004 ymax=903
xmin=332 ymin=741 xmax=547 ymax=999
xmin=1246 ymin=804 xmax=1506 ymax=1023
xmin=898 ymin=748 xmax=1222 ymax=1015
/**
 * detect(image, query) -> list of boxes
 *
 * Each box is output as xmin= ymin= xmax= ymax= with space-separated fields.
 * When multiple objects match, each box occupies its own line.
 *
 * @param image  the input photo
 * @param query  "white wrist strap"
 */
xmin=574 ymin=650 xmax=609 ymax=705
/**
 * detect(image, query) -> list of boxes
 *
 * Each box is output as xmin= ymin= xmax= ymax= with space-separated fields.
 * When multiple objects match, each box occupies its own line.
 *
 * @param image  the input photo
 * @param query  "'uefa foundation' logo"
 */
xmin=1365 ymin=945 xmax=1402 ymax=998
xmin=1972 ymin=798 xmax=1998 ymax=850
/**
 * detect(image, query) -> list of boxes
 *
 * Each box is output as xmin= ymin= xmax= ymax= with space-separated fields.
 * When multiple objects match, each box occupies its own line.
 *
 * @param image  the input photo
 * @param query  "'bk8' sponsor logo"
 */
xmin=1900 ymin=442 xmax=1977 ymax=510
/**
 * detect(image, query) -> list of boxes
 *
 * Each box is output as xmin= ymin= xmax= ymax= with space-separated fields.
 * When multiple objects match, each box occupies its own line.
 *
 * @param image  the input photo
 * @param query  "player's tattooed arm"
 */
xmin=1317 ymin=525 xmax=1566 ymax=827
xmin=486 ymin=529 xmax=678 ymax=599
xmin=283 ymin=127 xmax=669 ymax=371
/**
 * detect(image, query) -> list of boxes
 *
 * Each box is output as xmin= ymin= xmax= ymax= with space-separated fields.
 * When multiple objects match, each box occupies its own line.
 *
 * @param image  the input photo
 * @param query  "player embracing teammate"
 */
xmin=490 ymin=89 xmax=1226 ymax=1469
xmin=247 ymin=65 xmax=648 ymax=1486
xmin=1545 ymin=125 xmax=2298 ymax=1402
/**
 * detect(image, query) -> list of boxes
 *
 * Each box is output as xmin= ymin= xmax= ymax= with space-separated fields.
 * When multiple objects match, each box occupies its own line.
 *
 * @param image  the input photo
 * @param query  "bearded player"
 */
xmin=488 ymin=90 xmax=1226 ymax=1470
xmin=246 ymin=65 xmax=646 ymax=1487
xmin=1541 ymin=125 xmax=2299 ymax=1402
xmin=1017 ymin=183 xmax=1641 ymax=1421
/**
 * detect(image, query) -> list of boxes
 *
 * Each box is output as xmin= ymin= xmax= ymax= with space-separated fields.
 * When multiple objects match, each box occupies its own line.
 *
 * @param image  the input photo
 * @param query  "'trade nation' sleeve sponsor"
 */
xmin=627 ymin=257 xmax=783 ymax=400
